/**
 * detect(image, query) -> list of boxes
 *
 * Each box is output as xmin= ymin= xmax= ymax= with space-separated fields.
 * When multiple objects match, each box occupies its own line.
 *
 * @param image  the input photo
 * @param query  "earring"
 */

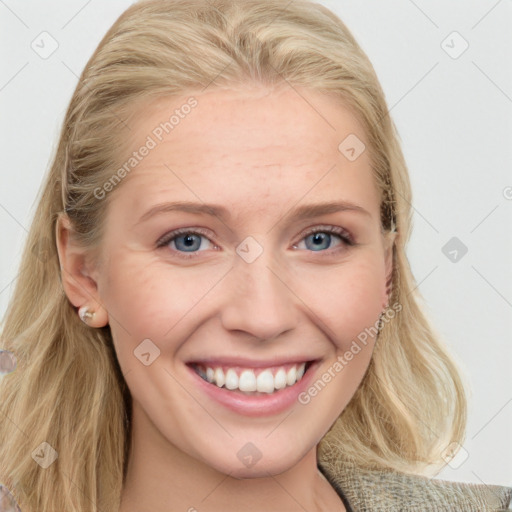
xmin=78 ymin=306 xmax=95 ymax=324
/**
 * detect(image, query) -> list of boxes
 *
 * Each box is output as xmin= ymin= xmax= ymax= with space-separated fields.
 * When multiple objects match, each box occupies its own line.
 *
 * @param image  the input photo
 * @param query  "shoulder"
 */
xmin=319 ymin=461 xmax=512 ymax=511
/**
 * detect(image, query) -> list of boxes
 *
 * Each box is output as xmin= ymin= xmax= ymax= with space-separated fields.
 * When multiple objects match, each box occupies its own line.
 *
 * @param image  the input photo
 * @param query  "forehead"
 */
xmin=110 ymin=85 xmax=380 ymax=220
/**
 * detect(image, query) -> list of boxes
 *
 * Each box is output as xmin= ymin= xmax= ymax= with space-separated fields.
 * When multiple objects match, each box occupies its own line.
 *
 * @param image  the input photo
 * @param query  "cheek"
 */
xmin=99 ymin=251 xmax=229 ymax=351
xmin=293 ymin=257 xmax=385 ymax=349
xmin=100 ymin=246 xmax=385 ymax=366
xmin=101 ymin=259 xmax=167 ymax=335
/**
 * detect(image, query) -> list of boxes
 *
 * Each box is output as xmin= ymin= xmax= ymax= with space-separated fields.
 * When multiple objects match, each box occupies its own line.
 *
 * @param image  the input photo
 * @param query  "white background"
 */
xmin=1 ymin=0 xmax=511 ymax=488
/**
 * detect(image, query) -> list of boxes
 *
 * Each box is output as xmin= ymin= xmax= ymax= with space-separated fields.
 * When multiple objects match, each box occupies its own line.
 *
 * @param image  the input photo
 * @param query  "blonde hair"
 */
xmin=0 ymin=0 xmax=467 ymax=510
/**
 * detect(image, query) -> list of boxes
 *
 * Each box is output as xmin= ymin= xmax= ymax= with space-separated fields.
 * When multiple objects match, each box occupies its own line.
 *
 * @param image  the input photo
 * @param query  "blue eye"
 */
xmin=156 ymin=225 xmax=355 ymax=259
xmin=174 ymin=233 xmax=205 ymax=252
xmin=305 ymin=232 xmax=337 ymax=251
xmin=293 ymin=227 xmax=353 ymax=252
xmin=157 ymin=229 xmax=214 ymax=255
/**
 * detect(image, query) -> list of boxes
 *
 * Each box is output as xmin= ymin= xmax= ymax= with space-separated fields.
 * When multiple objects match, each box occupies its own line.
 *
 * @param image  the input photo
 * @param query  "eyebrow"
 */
xmin=136 ymin=200 xmax=372 ymax=225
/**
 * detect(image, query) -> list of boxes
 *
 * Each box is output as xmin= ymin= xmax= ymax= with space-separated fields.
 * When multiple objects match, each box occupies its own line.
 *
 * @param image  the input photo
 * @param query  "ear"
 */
xmin=55 ymin=213 xmax=109 ymax=328
xmin=382 ymin=230 xmax=397 ymax=309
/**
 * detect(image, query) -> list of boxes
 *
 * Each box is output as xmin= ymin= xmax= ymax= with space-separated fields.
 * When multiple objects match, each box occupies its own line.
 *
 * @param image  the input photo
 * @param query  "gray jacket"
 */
xmin=320 ymin=461 xmax=512 ymax=511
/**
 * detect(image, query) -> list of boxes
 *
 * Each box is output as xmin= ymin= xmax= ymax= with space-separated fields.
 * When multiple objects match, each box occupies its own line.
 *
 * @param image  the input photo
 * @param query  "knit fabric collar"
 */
xmin=318 ymin=459 xmax=512 ymax=511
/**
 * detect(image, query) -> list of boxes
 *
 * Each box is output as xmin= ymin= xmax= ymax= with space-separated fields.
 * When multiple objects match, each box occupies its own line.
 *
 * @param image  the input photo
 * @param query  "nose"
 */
xmin=219 ymin=251 xmax=299 ymax=342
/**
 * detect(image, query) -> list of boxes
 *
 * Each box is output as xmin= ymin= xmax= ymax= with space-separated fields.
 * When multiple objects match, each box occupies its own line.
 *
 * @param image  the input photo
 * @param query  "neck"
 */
xmin=119 ymin=401 xmax=345 ymax=512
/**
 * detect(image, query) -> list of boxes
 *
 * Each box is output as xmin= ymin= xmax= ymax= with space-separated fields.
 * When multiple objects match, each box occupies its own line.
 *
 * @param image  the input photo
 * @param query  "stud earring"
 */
xmin=78 ymin=306 xmax=95 ymax=324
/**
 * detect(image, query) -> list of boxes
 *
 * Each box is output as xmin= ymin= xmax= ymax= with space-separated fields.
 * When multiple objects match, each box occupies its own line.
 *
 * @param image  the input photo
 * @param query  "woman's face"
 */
xmin=82 ymin=85 xmax=394 ymax=477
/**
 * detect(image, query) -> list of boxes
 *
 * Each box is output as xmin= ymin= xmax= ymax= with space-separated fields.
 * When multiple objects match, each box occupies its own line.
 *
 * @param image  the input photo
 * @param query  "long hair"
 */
xmin=0 ymin=1 xmax=467 ymax=510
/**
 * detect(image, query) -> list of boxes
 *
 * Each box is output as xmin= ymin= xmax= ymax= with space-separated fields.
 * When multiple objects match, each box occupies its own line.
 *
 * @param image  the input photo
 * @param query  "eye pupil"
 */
xmin=176 ymin=233 xmax=201 ymax=251
xmin=306 ymin=232 xmax=331 ymax=251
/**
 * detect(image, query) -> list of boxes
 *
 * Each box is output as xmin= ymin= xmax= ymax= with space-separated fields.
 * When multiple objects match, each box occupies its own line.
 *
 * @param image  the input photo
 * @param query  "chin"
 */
xmin=224 ymin=461 xmax=292 ymax=479
xmin=202 ymin=444 xmax=308 ymax=479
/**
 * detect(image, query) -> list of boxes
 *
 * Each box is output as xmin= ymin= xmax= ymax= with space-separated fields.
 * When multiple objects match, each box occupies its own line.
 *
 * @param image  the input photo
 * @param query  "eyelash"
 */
xmin=155 ymin=225 xmax=356 ymax=260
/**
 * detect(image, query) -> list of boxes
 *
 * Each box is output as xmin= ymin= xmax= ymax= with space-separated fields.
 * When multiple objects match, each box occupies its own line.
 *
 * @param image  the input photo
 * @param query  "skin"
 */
xmin=57 ymin=84 xmax=396 ymax=512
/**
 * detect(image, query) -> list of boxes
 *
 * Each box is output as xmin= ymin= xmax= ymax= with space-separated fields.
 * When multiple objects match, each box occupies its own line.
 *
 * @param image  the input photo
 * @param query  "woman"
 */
xmin=0 ymin=0 xmax=510 ymax=510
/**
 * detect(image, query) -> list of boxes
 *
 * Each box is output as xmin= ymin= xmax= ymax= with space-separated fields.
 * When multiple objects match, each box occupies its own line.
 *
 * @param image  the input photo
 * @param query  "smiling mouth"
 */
xmin=189 ymin=361 xmax=314 ymax=395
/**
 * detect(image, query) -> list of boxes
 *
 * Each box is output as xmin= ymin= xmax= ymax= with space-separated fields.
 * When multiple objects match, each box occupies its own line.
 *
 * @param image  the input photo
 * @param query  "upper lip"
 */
xmin=186 ymin=356 xmax=319 ymax=368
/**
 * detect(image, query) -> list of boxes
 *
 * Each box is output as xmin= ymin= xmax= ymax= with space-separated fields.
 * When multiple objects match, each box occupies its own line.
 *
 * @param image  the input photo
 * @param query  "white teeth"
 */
xmin=238 ymin=370 xmax=257 ymax=392
xmin=214 ymin=368 xmax=225 ymax=388
xmin=195 ymin=362 xmax=309 ymax=394
xmin=274 ymin=368 xmax=287 ymax=390
xmin=256 ymin=369 xmax=274 ymax=393
xmin=225 ymin=368 xmax=238 ymax=390
xmin=286 ymin=366 xmax=297 ymax=386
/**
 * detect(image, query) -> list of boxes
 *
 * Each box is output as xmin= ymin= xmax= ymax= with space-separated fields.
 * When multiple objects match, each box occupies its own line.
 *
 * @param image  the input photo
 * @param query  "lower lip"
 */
xmin=186 ymin=361 xmax=320 ymax=417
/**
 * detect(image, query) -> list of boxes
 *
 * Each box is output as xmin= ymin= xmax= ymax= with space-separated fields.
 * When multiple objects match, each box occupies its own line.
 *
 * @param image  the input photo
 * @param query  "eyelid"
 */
xmin=155 ymin=226 xmax=216 ymax=248
xmin=294 ymin=224 xmax=354 ymax=246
